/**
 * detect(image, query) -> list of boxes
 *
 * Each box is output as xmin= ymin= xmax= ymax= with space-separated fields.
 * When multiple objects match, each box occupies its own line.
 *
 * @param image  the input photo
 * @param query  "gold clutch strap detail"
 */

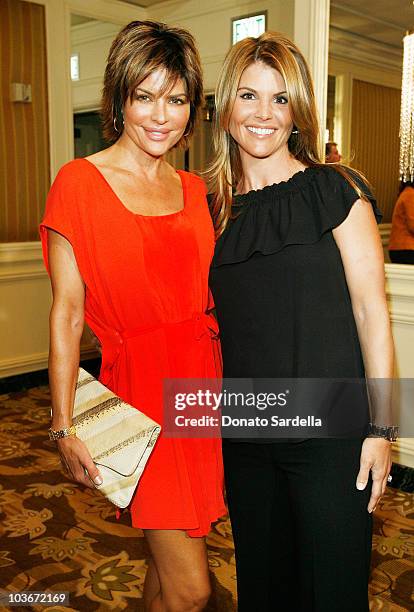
xmin=73 ymin=397 xmax=123 ymax=426
xmin=93 ymin=427 xmax=159 ymax=461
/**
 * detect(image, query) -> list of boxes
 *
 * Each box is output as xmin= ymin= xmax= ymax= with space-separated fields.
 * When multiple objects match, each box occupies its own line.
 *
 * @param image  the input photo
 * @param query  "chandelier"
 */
xmin=400 ymin=31 xmax=414 ymax=181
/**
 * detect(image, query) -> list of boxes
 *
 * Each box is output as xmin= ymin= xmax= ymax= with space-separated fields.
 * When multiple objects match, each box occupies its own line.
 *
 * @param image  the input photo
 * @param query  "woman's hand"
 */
xmin=57 ymin=436 xmax=103 ymax=489
xmin=356 ymin=437 xmax=392 ymax=513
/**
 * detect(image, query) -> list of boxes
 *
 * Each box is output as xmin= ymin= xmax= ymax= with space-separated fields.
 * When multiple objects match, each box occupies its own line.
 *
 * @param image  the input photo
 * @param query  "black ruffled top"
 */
xmin=212 ymin=165 xmax=381 ymax=268
xmin=209 ymin=165 xmax=382 ymax=381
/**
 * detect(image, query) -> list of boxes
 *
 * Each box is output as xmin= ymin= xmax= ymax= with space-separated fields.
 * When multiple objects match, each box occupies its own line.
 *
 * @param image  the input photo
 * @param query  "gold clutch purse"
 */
xmin=71 ymin=367 xmax=161 ymax=508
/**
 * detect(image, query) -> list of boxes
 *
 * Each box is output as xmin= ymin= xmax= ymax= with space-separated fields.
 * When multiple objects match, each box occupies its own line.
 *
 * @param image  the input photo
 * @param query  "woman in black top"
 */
xmin=208 ymin=32 xmax=395 ymax=611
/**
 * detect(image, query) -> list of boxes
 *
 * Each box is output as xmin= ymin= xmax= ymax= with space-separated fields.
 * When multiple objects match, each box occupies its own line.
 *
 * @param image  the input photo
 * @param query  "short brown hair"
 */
xmin=101 ymin=20 xmax=203 ymax=147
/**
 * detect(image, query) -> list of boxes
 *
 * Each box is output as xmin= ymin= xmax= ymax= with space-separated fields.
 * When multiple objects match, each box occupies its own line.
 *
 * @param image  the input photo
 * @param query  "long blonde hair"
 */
xmin=207 ymin=31 xmax=368 ymax=236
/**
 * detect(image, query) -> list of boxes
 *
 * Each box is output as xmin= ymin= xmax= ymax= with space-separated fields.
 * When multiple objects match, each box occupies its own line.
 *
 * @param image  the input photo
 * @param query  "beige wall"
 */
xmin=0 ymin=243 xmax=97 ymax=378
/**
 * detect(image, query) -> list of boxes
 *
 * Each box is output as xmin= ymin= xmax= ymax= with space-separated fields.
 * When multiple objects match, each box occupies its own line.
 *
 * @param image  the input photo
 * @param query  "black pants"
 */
xmin=223 ymin=439 xmax=372 ymax=612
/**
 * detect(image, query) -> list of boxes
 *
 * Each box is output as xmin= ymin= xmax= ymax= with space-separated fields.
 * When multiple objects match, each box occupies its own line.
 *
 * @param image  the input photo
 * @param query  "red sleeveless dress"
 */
xmin=40 ymin=158 xmax=226 ymax=537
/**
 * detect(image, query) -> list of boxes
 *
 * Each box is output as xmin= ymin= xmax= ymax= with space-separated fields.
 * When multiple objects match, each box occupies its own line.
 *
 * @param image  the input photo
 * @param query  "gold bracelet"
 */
xmin=48 ymin=425 xmax=76 ymax=441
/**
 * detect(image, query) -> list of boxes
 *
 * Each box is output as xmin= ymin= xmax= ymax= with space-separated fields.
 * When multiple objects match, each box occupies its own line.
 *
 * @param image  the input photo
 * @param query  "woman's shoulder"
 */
xmin=52 ymin=158 xmax=94 ymax=191
xmin=45 ymin=159 xmax=100 ymax=223
xmin=232 ymin=163 xmax=378 ymax=213
xmin=211 ymin=164 xmax=382 ymax=268
xmin=57 ymin=157 xmax=91 ymax=176
xmin=315 ymin=163 xmax=372 ymax=196
xmin=178 ymin=170 xmax=207 ymax=192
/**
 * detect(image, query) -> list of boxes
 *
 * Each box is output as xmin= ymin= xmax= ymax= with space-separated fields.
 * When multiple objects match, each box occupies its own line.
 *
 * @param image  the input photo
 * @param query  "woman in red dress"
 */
xmin=40 ymin=21 xmax=225 ymax=611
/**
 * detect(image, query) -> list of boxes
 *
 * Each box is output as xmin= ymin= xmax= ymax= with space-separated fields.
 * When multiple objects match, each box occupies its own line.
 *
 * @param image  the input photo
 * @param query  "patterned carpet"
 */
xmin=0 ymin=385 xmax=413 ymax=611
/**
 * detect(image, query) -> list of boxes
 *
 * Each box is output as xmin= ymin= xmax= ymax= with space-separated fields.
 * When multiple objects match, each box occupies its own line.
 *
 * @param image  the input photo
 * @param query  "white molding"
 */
xmin=71 ymin=20 xmax=120 ymax=45
xmin=0 ymin=243 xmax=46 ymax=283
xmin=0 ymin=242 xmax=43 ymax=262
xmin=329 ymin=57 xmax=401 ymax=89
xmin=73 ymin=104 xmax=100 ymax=113
xmin=392 ymin=439 xmax=414 ymax=469
xmin=294 ymin=0 xmax=330 ymax=153
xmin=72 ymin=75 xmax=103 ymax=111
xmin=0 ymin=271 xmax=47 ymax=283
xmin=48 ymin=0 xmax=74 ymax=178
xmin=149 ymin=0 xmax=266 ymax=23
xmin=66 ymin=0 xmax=146 ymax=23
xmin=309 ymin=0 xmax=330 ymax=149
xmin=330 ymin=26 xmax=402 ymax=72
xmin=0 ymin=346 xmax=98 ymax=379
xmin=72 ymin=75 xmax=103 ymax=89
xmin=385 ymin=264 xmax=414 ymax=326
xmin=389 ymin=314 xmax=414 ymax=326
xmin=330 ymin=2 xmax=403 ymax=33
xmin=0 ymin=242 xmax=99 ymax=378
xmin=0 ymin=352 xmax=50 ymax=378
xmin=385 ymin=263 xmax=414 ymax=285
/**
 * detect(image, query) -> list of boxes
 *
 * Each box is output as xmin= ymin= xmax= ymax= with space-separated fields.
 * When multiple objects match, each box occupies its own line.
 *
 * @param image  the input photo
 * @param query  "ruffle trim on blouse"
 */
xmin=211 ymin=165 xmax=382 ymax=267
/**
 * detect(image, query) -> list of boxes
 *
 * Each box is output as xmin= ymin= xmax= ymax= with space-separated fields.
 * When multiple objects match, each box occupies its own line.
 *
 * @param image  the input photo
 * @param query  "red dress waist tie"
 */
xmin=94 ymin=312 xmax=219 ymax=388
xmin=89 ymin=313 xmax=219 ymax=522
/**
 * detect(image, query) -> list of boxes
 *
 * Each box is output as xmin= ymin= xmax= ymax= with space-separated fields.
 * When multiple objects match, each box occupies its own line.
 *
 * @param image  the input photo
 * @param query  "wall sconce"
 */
xmin=10 ymin=83 xmax=32 ymax=103
xmin=400 ymin=31 xmax=414 ymax=181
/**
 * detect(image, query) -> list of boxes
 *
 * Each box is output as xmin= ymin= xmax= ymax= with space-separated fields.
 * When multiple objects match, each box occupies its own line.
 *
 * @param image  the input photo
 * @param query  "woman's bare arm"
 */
xmin=333 ymin=198 xmax=394 ymax=512
xmin=333 ymin=198 xmax=394 ymax=379
xmin=48 ymin=230 xmax=84 ymax=428
xmin=48 ymin=229 xmax=102 ymax=488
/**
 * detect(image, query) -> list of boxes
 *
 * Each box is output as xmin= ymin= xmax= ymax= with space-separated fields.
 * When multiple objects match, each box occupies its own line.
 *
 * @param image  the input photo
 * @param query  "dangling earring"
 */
xmin=113 ymin=111 xmax=124 ymax=134
xmin=291 ymin=126 xmax=299 ymax=135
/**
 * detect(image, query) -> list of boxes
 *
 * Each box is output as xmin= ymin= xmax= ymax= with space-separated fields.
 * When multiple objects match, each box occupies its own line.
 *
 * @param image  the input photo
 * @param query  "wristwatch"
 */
xmin=48 ymin=425 xmax=76 ymax=441
xmin=367 ymin=423 xmax=399 ymax=442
